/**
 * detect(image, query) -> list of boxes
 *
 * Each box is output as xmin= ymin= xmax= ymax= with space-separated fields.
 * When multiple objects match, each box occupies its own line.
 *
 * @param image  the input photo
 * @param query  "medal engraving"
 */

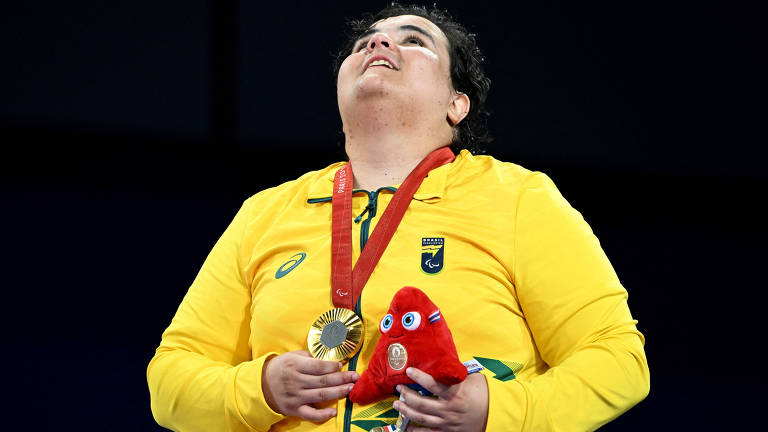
xmin=387 ymin=343 xmax=408 ymax=371
xmin=320 ymin=320 xmax=348 ymax=348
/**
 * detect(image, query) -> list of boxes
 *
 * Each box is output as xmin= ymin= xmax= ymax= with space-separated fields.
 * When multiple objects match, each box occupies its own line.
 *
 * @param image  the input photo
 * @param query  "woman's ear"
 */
xmin=447 ymin=91 xmax=470 ymax=126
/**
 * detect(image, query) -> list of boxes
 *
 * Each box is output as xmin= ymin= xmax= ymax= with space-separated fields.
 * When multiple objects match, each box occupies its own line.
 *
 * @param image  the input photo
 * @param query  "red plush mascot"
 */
xmin=349 ymin=286 xmax=467 ymax=405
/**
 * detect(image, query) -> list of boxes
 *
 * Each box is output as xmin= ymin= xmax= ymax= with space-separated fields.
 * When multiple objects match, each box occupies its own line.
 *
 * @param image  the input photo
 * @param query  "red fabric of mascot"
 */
xmin=349 ymin=286 xmax=467 ymax=405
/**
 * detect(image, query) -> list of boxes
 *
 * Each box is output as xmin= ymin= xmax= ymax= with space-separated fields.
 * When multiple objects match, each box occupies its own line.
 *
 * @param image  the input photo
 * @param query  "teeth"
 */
xmin=370 ymin=59 xmax=394 ymax=69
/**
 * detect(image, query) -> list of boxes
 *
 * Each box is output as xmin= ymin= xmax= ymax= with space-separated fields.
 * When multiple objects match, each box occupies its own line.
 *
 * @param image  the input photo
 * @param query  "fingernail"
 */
xmin=405 ymin=367 xmax=413 ymax=376
xmin=396 ymin=385 xmax=402 ymax=393
xmin=348 ymin=384 xmax=355 ymax=391
xmin=352 ymin=372 xmax=359 ymax=380
xmin=393 ymin=401 xmax=399 ymax=410
xmin=338 ymin=362 xmax=343 ymax=370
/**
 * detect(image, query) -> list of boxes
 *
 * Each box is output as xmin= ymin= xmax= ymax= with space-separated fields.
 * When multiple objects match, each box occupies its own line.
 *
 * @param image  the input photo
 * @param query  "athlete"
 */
xmin=147 ymin=4 xmax=649 ymax=431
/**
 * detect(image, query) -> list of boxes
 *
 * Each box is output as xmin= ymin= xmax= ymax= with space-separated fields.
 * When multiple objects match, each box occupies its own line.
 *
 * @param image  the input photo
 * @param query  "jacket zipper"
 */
xmin=343 ymin=186 xmax=396 ymax=432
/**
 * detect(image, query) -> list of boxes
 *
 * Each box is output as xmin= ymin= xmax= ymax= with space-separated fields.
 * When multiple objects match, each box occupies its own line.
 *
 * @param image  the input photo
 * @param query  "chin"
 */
xmin=354 ymin=74 xmax=394 ymax=99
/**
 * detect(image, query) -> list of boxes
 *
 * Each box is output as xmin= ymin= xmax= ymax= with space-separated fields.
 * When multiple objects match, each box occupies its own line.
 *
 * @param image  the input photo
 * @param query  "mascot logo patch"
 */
xmin=421 ymin=237 xmax=444 ymax=275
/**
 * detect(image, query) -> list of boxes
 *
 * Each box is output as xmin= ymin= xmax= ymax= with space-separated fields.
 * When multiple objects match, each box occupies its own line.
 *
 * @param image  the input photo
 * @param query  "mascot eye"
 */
xmin=380 ymin=314 xmax=394 ymax=333
xmin=401 ymin=312 xmax=422 ymax=330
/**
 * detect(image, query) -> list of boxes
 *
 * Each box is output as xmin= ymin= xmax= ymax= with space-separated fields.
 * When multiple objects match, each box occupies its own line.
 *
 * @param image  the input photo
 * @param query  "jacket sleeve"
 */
xmin=486 ymin=172 xmax=650 ymax=431
xmin=146 ymin=197 xmax=285 ymax=431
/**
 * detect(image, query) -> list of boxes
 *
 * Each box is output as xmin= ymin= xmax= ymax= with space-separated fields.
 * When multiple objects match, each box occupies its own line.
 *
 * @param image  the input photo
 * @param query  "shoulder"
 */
xmin=241 ymin=162 xmax=343 ymax=209
xmin=224 ymin=162 xmax=343 ymax=246
xmin=220 ymin=162 xmax=343 ymax=233
xmin=449 ymin=150 xmax=555 ymax=195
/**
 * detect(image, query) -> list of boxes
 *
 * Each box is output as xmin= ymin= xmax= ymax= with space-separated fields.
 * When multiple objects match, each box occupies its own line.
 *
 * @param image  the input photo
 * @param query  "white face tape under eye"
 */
xmin=380 ymin=314 xmax=394 ymax=333
xmin=401 ymin=311 xmax=422 ymax=330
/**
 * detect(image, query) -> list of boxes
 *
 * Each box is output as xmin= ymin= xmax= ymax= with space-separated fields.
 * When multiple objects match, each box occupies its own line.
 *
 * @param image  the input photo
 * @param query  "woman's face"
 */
xmin=336 ymin=15 xmax=456 ymax=127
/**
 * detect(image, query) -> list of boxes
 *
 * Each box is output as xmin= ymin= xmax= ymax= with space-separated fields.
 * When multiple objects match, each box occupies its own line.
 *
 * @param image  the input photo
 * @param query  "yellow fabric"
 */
xmin=147 ymin=150 xmax=649 ymax=431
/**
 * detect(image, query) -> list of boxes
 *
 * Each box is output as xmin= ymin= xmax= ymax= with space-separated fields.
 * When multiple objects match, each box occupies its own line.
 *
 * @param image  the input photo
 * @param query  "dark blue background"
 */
xmin=2 ymin=1 xmax=763 ymax=430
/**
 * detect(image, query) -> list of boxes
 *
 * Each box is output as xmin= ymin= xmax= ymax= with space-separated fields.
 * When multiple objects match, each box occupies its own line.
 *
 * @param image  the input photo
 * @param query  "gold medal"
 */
xmin=387 ymin=343 xmax=408 ymax=371
xmin=369 ymin=404 xmax=409 ymax=431
xmin=396 ymin=413 xmax=410 ymax=432
xmin=308 ymin=308 xmax=364 ymax=362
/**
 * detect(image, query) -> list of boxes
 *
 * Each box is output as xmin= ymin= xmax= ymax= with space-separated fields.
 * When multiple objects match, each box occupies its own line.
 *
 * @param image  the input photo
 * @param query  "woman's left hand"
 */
xmin=393 ymin=367 xmax=488 ymax=432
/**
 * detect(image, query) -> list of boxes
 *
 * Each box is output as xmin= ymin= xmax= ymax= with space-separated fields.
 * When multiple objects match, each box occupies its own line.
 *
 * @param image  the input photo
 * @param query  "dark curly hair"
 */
xmin=333 ymin=3 xmax=492 ymax=154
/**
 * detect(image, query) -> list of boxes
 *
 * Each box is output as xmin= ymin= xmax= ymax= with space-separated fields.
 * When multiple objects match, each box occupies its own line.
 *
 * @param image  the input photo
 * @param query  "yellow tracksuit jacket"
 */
xmin=147 ymin=150 xmax=650 ymax=431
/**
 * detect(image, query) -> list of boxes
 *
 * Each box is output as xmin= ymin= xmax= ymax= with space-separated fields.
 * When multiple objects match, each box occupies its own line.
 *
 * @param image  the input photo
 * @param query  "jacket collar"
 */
xmin=306 ymin=151 xmax=462 ymax=203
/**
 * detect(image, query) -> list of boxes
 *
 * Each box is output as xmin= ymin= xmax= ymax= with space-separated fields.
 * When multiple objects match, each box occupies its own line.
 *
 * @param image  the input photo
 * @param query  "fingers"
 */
xmin=296 ymin=405 xmax=337 ymax=423
xmin=301 ymin=382 xmax=355 ymax=404
xmin=290 ymin=352 xmax=357 ymax=389
xmin=294 ymin=355 xmax=343 ymax=376
xmin=396 ymin=385 xmax=443 ymax=417
xmin=301 ymin=370 xmax=359 ymax=389
xmin=394 ymin=398 xmax=444 ymax=429
xmin=286 ymin=358 xmax=357 ymax=403
xmin=263 ymin=351 xmax=356 ymax=421
xmin=406 ymin=367 xmax=450 ymax=397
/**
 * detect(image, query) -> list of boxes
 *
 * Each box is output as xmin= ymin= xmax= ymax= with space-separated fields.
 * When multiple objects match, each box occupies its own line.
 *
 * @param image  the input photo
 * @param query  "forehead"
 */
xmin=369 ymin=14 xmax=449 ymax=47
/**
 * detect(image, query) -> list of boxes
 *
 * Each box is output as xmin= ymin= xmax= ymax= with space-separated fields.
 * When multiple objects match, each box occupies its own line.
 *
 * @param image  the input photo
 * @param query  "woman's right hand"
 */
xmin=261 ymin=350 xmax=359 ymax=422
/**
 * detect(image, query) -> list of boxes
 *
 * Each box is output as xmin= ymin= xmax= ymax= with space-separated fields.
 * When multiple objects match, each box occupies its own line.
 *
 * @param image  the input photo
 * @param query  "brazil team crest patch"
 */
xmin=421 ymin=237 xmax=444 ymax=275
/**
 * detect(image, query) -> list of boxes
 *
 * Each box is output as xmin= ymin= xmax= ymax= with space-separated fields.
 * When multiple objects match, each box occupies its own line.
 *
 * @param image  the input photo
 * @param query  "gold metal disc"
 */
xmin=387 ymin=343 xmax=408 ymax=371
xmin=308 ymin=308 xmax=364 ymax=362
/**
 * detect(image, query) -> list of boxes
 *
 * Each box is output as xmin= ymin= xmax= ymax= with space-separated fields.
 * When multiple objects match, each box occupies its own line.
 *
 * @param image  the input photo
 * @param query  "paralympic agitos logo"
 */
xmin=421 ymin=237 xmax=444 ymax=275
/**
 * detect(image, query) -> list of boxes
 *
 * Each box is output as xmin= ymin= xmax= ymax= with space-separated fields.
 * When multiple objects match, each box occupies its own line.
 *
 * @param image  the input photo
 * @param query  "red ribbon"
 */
xmin=331 ymin=146 xmax=455 ymax=310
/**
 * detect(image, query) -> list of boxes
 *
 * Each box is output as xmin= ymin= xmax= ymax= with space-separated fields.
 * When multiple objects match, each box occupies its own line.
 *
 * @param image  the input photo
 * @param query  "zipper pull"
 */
xmin=354 ymin=204 xmax=373 ymax=223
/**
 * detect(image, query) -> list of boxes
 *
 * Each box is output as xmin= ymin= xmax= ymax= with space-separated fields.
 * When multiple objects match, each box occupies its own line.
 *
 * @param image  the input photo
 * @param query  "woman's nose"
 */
xmin=367 ymin=32 xmax=393 ymax=51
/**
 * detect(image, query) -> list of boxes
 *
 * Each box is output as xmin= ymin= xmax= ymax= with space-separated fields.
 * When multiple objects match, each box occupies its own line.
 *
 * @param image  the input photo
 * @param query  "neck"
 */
xmin=348 ymin=141 xmax=436 ymax=191
xmin=343 ymin=104 xmax=451 ymax=191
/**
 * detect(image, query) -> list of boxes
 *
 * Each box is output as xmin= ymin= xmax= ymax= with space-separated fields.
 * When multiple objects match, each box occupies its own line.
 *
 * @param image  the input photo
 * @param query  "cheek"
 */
xmin=410 ymin=64 xmax=453 ymax=107
xmin=410 ymin=47 xmax=442 ymax=71
xmin=406 ymin=51 xmax=451 ymax=91
xmin=337 ymin=54 xmax=362 ymax=86
xmin=336 ymin=57 xmax=355 ymax=110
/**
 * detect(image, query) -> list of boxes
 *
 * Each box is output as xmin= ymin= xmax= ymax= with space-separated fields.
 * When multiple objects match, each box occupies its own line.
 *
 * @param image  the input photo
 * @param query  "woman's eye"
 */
xmin=402 ymin=312 xmax=422 ymax=330
xmin=380 ymin=314 xmax=393 ymax=333
xmin=355 ymin=41 xmax=368 ymax=52
xmin=404 ymin=37 xmax=423 ymax=46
